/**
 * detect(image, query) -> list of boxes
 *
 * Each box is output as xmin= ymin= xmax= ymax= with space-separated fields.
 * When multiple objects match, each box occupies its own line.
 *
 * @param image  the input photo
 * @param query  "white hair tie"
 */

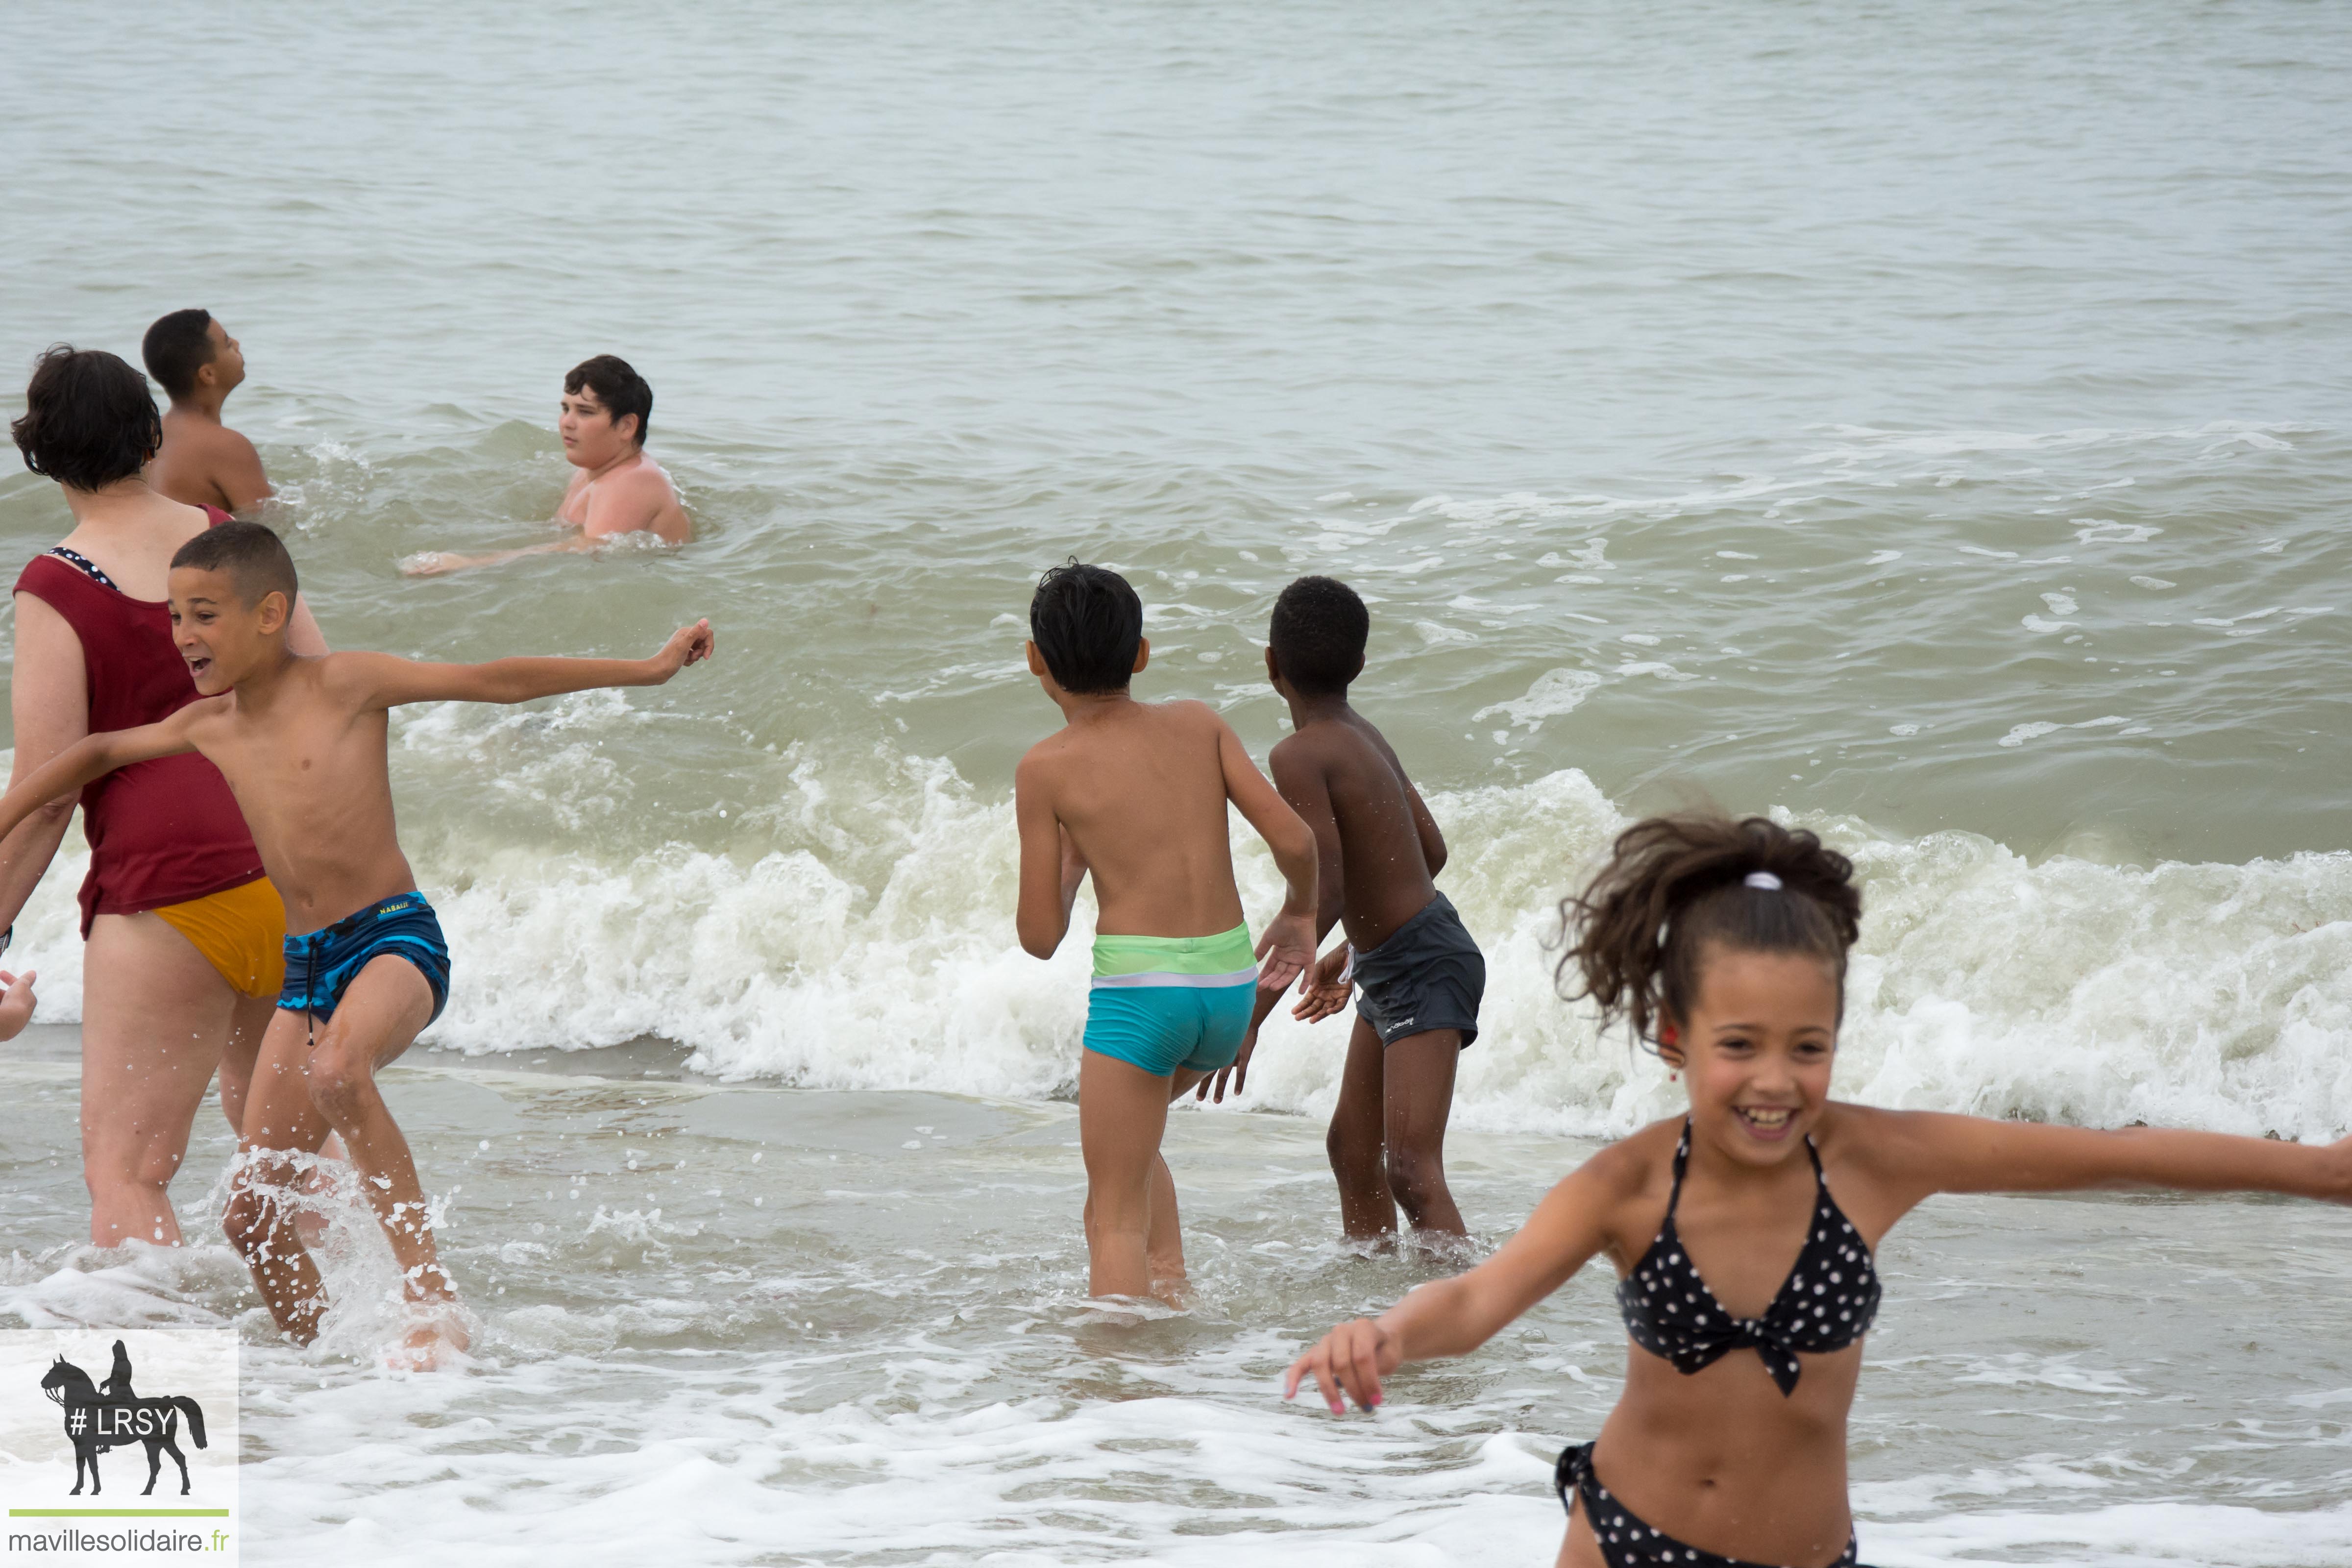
xmin=1744 ymin=871 xmax=1783 ymax=891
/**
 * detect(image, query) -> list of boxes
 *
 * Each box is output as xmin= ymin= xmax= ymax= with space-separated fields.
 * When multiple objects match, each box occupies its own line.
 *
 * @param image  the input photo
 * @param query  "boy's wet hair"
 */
xmin=142 ymin=309 xmax=219 ymax=399
xmin=171 ymin=520 xmax=299 ymax=611
xmin=1269 ymin=576 xmax=1368 ymax=696
xmin=1557 ymin=813 xmax=1862 ymax=1048
xmin=565 ymin=354 xmax=653 ymax=445
xmin=1030 ymin=560 xmax=1143 ymax=694
xmin=11 ymin=346 xmax=163 ymax=494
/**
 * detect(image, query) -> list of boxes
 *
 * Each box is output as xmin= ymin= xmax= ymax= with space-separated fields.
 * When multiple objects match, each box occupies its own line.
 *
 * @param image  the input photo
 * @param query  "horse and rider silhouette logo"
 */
xmin=36 ymin=1339 xmax=209 ymax=1496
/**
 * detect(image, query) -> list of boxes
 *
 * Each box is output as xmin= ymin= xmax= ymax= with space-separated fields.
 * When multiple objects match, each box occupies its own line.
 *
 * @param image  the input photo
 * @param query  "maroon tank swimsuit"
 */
xmin=12 ymin=507 xmax=266 ymax=936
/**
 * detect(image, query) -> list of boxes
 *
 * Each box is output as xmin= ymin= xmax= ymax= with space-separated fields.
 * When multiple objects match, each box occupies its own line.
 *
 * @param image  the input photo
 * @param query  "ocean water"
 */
xmin=4 ymin=0 xmax=2352 ymax=1561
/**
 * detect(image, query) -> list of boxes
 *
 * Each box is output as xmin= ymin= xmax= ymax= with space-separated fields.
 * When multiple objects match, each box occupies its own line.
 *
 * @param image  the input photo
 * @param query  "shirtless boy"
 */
xmin=142 ymin=310 xmax=270 ymax=514
xmin=0 ymin=522 xmax=714 ymax=1360
xmin=405 ymin=355 xmax=690 ymax=575
xmin=1014 ymin=561 xmax=1318 ymax=1304
xmin=1201 ymin=576 xmax=1484 ymax=1243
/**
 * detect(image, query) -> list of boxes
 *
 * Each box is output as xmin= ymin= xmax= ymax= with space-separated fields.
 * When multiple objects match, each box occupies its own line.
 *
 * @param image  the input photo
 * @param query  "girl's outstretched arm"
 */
xmin=1854 ymin=1107 xmax=2352 ymax=1218
xmin=1284 ymin=1136 xmax=1643 ymax=1413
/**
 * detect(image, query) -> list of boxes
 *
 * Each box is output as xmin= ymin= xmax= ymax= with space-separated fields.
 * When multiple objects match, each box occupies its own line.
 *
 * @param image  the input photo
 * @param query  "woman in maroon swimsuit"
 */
xmin=2 ymin=346 xmax=325 ymax=1248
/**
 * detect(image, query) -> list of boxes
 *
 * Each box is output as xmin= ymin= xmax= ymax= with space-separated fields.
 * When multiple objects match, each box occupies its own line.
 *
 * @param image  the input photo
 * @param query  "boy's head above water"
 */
xmin=1028 ymin=559 xmax=1145 ymax=698
xmin=142 ymin=308 xmax=244 ymax=403
xmin=168 ymin=521 xmax=298 ymax=694
xmin=562 ymin=354 xmax=653 ymax=465
xmin=1267 ymin=574 xmax=1368 ymax=699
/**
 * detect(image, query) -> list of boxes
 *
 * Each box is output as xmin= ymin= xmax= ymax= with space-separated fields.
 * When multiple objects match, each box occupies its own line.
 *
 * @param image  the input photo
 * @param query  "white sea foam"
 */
xmin=1471 ymin=668 xmax=1601 ymax=731
xmin=11 ymin=760 xmax=2352 ymax=1142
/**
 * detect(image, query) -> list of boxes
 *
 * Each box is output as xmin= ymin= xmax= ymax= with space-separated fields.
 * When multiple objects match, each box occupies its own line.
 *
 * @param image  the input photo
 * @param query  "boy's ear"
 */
xmin=255 ymin=590 xmax=291 ymax=635
xmin=1264 ymin=645 xmax=1281 ymax=687
xmin=1024 ymin=641 xmax=1047 ymax=679
xmin=1131 ymin=637 xmax=1150 ymax=675
xmin=1350 ymin=650 xmax=1366 ymax=684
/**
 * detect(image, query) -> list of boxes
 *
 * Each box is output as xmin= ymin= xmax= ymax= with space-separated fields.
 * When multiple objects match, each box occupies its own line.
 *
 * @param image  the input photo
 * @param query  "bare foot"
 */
xmin=1149 ymin=1273 xmax=1191 ymax=1311
xmin=386 ymin=1304 xmax=471 ymax=1371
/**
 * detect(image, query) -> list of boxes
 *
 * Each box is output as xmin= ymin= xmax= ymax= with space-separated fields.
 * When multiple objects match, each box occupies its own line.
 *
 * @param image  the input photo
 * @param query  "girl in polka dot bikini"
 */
xmin=1285 ymin=812 xmax=2352 ymax=1568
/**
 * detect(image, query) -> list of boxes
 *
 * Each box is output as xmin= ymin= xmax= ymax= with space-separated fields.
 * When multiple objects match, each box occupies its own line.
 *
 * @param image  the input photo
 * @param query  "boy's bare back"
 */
xmin=1271 ymin=709 xmax=1445 ymax=952
xmin=1018 ymin=698 xmax=1250 ymax=939
xmin=151 ymin=411 xmax=270 ymax=514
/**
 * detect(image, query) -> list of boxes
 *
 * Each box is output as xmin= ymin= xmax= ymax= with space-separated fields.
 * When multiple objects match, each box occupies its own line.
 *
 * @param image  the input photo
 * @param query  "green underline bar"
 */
xmin=9 ymin=1508 xmax=231 ymax=1517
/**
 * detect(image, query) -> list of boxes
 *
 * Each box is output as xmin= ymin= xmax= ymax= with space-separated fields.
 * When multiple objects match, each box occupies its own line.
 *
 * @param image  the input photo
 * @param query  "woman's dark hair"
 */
xmin=1269 ymin=575 xmax=1369 ymax=695
xmin=1029 ymin=559 xmax=1143 ymax=694
xmin=1559 ymin=813 xmax=1862 ymax=1047
xmin=564 ymin=354 xmax=653 ymax=445
xmin=11 ymin=346 xmax=163 ymax=492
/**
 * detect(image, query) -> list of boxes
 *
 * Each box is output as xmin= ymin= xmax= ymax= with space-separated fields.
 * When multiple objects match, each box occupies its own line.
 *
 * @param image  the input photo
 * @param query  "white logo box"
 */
xmin=0 ymin=1329 xmax=238 ymax=1567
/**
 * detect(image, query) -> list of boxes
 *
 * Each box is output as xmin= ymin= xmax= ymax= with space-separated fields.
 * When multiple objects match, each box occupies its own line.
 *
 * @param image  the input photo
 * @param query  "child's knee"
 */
xmin=1325 ymin=1116 xmax=1380 ymax=1174
xmin=221 ymin=1185 xmax=275 ymax=1252
xmin=1384 ymin=1144 xmax=1446 ymax=1208
xmin=1083 ymin=1179 xmax=1152 ymax=1235
xmin=306 ymin=1046 xmax=376 ymax=1123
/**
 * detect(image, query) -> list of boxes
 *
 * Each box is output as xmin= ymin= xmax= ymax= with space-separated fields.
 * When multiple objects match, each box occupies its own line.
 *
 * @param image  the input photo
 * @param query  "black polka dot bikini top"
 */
xmin=1616 ymin=1119 xmax=1882 ymax=1396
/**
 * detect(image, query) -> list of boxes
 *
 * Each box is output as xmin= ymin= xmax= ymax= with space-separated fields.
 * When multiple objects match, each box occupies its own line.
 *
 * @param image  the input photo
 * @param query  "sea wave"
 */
xmin=14 ymin=760 xmax=2347 ymax=1140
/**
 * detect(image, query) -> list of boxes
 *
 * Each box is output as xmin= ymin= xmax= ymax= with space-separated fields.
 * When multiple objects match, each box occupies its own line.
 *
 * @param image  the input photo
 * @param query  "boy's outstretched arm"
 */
xmin=401 ymin=536 xmax=603 ymax=577
xmin=1214 ymin=720 xmax=1317 ymax=990
xmin=0 ymin=711 xmax=204 ymax=854
xmin=333 ymin=620 xmax=715 ymax=709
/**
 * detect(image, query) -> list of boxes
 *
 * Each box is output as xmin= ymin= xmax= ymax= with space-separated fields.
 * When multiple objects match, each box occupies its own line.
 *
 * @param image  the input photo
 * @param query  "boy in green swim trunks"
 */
xmin=1014 ymin=561 xmax=1318 ymax=1304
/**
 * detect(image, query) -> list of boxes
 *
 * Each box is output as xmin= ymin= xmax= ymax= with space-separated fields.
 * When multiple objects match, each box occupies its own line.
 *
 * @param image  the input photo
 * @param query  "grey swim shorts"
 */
xmin=1352 ymin=890 xmax=1484 ymax=1050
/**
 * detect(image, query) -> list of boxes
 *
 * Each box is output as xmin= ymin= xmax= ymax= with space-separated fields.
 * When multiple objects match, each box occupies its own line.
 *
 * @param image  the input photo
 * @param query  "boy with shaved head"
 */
xmin=0 ymin=521 xmax=715 ymax=1362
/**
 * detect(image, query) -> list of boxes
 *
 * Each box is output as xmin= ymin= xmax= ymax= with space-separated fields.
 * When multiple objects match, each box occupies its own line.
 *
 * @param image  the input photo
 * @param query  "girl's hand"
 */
xmin=0 ymin=968 xmax=38 ymax=1041
xmin=1283 ymin=1317 xmax=1400 ymax=1414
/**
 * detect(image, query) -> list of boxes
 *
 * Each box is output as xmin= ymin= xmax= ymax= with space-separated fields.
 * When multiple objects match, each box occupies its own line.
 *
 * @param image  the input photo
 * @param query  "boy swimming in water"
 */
xmin=1199 ymin=576 xmax=1483 ymax=1243
xmin=403 ymin=355 xmax=690 ymax=575
xmin=0 ymin=522 xmax=714 ymax=1362
xmin=1014 ymin=561 xmax=1317 ymax=1304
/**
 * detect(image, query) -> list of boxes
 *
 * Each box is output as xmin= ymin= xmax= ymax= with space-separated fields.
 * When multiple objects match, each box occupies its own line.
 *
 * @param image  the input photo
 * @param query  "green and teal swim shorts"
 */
xmin=1083 ymin=923 xmax=1258 ymax=1077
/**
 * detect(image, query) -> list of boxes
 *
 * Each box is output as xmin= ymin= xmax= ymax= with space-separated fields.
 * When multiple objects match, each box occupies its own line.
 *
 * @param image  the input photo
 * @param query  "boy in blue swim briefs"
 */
xmin=1013 ymin=561 xmax=1317 ymax=1305
xmin=0 ymin=522 xmax=713 ymax=1363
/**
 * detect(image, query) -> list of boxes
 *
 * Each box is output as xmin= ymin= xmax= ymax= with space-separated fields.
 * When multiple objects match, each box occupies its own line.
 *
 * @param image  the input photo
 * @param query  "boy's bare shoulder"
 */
xmin=305 ymin=648 xmax=407 ymax=702
xmin=1268 ymin=724 xmax=1331 ymax=781
xmin=1285 ymin=710 xmax=1383 ymax=767
xmin=1149 ymin=697 xmax=1224 ymax=727
xmin=1015 ymin=726 xmax=1082 ymax=788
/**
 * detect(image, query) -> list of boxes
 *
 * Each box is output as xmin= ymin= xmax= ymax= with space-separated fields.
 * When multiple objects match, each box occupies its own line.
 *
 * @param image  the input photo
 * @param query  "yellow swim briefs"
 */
xmin=152 ymin=877 xmax=288 ymax=1000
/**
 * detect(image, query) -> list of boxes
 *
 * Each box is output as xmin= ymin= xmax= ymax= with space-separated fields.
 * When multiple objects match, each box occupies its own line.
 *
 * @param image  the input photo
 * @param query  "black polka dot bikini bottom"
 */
xmin=1555 ymin=1444 xmax=1866 ymax=1568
